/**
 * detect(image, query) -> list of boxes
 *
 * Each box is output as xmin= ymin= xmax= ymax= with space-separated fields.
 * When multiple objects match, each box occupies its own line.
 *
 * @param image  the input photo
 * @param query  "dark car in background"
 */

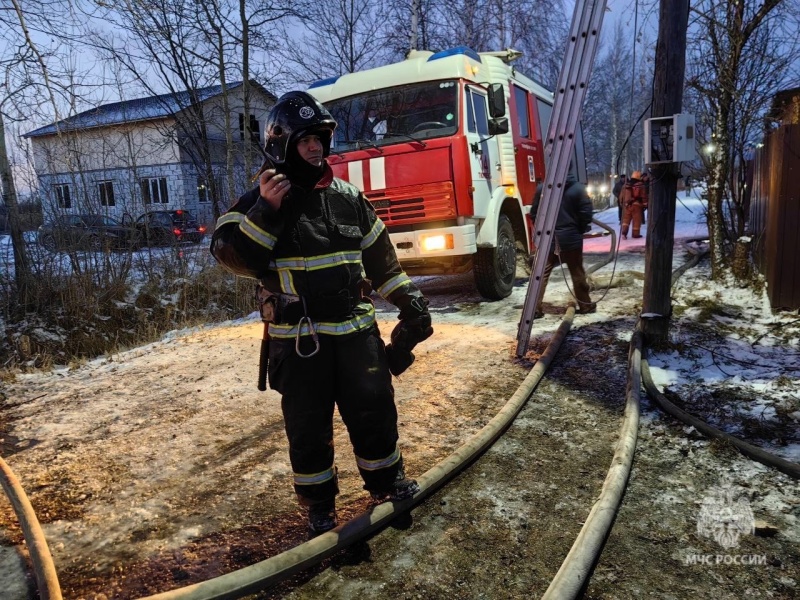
xmin=38 ymin=214 xmax=136 ymax=252
xmin=130 ymin=210 xmax=206 ymax=246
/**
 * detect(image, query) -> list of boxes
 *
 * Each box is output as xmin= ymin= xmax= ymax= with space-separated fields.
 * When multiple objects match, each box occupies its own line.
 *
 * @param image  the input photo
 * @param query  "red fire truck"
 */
xmin=309 ymin=46 xmax=587 ymax=300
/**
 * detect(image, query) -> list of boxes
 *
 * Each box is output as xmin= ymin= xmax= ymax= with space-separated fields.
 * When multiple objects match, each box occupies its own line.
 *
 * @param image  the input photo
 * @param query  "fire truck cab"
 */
xmin=309 ymin=46 xmax=587 ymax=300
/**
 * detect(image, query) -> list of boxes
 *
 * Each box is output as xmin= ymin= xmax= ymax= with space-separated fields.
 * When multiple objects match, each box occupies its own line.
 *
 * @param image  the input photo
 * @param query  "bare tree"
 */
xmin=381 ymin=0 xmax=439 ymax=54
xmin=277 ymin=0 xmax=398 ymax=85
xmin=686 ymin=0 xmax=796 ymax=278
xmin=194 ymin=0 xmax=311 ymax=190
xmin=83 ymin=0 xmax=296 ymax=218
xmin=1 ymin=0 xmax=91 ymax=307
xmin=86 ymin=1 xmax=226 ymax=219
xmin=583 ymin=19 xmax=653 ymax=179
xmin=382 ymin=0 xmax=568 ymax=86
xmin=486 ymin=0 xmax=568 ymax=88
xmin=427 ymin=0 xmax=495 ymax=54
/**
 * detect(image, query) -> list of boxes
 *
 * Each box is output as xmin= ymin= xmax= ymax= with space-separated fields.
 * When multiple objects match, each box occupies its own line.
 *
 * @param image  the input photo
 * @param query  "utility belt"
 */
xmin=256 ymin=284 xmax=365 ymax=370
xmin=257 ymin=288 xmax=362 ymax=326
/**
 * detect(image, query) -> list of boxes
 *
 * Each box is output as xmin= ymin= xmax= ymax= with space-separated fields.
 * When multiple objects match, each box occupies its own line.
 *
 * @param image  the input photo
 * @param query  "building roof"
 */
xmin=24 ymin=81 xmax=276 ymax=138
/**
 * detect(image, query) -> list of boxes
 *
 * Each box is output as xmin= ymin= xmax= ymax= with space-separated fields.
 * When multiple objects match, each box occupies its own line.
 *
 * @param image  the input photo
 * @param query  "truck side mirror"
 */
xmin=488 ymin=117 xmax=509 ymax=135
xmin=488 ymin=83 xmax=506 ymax=118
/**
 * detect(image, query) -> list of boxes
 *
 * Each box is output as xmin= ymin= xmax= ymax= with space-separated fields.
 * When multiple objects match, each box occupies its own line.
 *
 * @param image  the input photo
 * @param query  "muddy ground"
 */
xmin=1 ymin=257 xmax=798 ymax=599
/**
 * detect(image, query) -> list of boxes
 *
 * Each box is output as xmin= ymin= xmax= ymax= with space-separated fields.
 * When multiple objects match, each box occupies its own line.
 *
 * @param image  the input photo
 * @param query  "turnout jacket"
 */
xmin=532 ymin=173 xmax=594 ymax=253
xmin=211 ymin=164 xmax=424 ymax=340
xmin=620 ymin=178 xmax=649 ymax=209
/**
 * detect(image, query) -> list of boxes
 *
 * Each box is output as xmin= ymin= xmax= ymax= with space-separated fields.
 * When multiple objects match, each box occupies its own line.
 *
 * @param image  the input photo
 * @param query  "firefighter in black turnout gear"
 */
xmin=210 ymin=91 xmax=433 ymax=537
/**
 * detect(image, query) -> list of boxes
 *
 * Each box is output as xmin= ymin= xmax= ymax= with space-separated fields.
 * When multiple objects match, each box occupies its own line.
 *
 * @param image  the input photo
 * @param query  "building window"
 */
xmin=98 ymin=181 xmax=115 ymax=207
xmin=250 ymin=115 xmax=260 ymax=142
xmin=141 ymin=177 xmax=169 ymax=205
xmin=198 ymin=177 xmax=209 ymax=203
xmin=198 ymin=175 xmax=224 ymax=204
xmin=239 ymin=113 xmax=260 ymax=142
xmin=54 ymin=183 xmax=71 ymax=209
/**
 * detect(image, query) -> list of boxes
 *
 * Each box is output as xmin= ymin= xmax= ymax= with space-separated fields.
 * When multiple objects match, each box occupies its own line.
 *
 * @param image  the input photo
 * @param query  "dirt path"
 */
xmin=1 ymin=259 xmax=798 ymax=599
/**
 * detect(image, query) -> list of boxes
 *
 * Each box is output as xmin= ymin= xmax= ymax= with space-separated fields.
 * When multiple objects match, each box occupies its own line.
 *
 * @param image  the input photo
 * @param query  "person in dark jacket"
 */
xmin=210 ymin=91 xmax=433 ymax=537
xmin=612 ymin=174 xmax=627 ymax=224
xmin=531 ymin=174 xmax=596 ymax=316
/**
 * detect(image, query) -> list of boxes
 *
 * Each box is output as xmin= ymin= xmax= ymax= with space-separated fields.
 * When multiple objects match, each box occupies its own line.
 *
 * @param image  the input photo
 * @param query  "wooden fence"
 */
xmin=750 ymin=124 xmax=800 ymax=311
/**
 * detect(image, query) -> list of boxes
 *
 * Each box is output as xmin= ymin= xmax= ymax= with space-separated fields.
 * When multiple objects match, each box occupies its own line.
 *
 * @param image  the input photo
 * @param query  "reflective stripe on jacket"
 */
xmin=210 ymin=164 xmax=423 ymax=334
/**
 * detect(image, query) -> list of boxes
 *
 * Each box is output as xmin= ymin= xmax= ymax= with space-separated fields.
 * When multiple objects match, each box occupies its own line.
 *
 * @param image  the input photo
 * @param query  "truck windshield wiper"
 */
xmin=383 ymin=131 xmax=427 ymax=147
xmin=343 ymin=139 xmax=383 ymax=152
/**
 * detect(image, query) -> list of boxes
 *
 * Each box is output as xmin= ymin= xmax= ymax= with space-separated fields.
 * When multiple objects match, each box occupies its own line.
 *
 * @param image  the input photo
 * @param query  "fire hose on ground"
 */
xmin=0 ymin=306 xmax=577 ymax=600
xmin=0 ymin=455 xmax=63 ymax=600
xmin=9 ymin=230 xmax=790 ymax=599
xmin=126 ymin=313 xmax=576 ymax=599
xmin=1 ymin=228 xmax=617 ymax=600
xmin=132 ymin=220 xmax=623 ymax=599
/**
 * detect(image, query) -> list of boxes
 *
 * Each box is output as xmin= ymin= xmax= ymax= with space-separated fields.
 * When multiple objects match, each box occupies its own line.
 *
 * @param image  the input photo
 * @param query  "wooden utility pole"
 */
xmin=641 ymin=0 xmax=690 ymax=344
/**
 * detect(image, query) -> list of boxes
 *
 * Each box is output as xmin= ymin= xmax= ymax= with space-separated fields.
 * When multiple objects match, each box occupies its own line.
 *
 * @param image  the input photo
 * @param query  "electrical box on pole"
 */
xmin=644 ymin=113 xmax=696 ymax=165
xmin=641 ymin=0 xmax=691 ymax=345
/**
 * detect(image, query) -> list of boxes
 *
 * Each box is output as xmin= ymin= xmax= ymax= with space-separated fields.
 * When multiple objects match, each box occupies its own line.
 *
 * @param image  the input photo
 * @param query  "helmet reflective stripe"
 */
xmin=240 ymin=217 xmax=278 ymax=250
xmin=361 ymin=219 xmax=385 ymax=249
xmin=355 ymin=446 xmax=401 ymax=471
xmin=376 ymin=273 xmax=413 ymax=298
xmin=268 ymin=303 xmax=376 ymax=338
xmin=293 ymin=466 xmax=336 ymax=486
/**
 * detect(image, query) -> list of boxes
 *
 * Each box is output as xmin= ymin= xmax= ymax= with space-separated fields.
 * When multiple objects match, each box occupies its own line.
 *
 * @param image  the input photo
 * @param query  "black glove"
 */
xmin=385 ymin=296 xmax=433 ymax=376
xmin=393 ymin=297 xmax=433 ymax=350
xmin=385 ymin=345 xmax=415 ymax=376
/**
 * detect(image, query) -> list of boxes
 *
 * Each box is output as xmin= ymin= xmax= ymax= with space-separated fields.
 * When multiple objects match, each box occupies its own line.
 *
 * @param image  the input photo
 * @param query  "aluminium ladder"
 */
xmin=515 ymin=0 xmax=608 ymax=357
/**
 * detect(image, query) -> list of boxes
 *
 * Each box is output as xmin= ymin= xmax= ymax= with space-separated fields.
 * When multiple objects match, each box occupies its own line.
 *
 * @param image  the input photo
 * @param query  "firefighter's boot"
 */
xmin=370 ymin=467 xmax=420 ymax=503
xmin=306 ymin=498 xmax=337 ymax=538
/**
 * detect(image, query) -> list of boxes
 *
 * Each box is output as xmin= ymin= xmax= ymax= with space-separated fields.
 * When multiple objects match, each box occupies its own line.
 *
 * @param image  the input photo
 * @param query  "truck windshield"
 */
xmin=325 ymin=81 xmax=458 ymax=151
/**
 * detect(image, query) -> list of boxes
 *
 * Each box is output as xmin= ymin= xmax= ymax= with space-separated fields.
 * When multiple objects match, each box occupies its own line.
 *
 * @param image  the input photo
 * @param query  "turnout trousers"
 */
xmin=268 ymin=324 xmax=402 ymax=505
xmin=621 ymin=203 xmax=645 ymax=238
xmin=536 ymin=246 xmax=593 ymax=312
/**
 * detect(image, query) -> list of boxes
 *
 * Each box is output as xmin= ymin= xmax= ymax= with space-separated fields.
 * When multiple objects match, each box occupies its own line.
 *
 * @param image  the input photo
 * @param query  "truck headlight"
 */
xmin=421 ymin=234 xmax=454 ymax=252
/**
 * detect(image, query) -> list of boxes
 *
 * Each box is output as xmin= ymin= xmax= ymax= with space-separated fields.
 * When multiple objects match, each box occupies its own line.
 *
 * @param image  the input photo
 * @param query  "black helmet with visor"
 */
xmin=263 ymin=91 xmax=337 ymax=165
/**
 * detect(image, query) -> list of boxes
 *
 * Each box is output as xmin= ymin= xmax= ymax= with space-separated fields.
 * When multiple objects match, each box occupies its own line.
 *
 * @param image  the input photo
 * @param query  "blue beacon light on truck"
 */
xmin=427 ymin=46 xmax=482 ymax=62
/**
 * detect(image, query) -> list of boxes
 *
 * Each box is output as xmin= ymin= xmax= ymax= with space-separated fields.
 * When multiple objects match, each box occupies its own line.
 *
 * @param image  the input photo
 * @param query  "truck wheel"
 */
xmin=474 ymin=214 xmax=516 ymax=300
xmin=516 ymin=238 xmax=532 ymax=278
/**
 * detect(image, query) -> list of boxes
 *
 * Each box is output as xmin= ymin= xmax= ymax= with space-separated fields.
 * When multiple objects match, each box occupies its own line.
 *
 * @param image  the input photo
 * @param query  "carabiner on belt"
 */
xmin=295 ymin=296 xmax=320 ymax=358
xmin=296 ymin=316 xmax=320 ymax=358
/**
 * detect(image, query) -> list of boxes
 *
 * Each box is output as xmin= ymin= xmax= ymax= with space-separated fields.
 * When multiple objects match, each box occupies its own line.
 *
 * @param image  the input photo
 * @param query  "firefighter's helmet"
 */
xmin=263 ymin=91 xmax=336 ymax=164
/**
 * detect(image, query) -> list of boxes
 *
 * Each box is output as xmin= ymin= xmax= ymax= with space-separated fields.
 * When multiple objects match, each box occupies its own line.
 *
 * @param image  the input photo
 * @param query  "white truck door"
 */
xmin=464 ymin=86 xmax=501 ymax=219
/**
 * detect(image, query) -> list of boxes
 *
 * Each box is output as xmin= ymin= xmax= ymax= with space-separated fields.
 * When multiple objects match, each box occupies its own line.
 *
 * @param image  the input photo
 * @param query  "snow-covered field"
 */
xmin=0 ymin=191 xmax=798 ymax=598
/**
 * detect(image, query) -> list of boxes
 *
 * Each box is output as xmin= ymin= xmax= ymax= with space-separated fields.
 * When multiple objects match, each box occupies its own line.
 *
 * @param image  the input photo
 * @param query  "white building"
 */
xmin=23 ymin=81 xmax=276 ymax=225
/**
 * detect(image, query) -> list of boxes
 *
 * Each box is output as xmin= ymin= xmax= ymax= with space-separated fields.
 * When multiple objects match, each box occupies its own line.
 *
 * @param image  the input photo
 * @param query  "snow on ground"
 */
xmin=0 ymin=189 xmax=798 ymax=597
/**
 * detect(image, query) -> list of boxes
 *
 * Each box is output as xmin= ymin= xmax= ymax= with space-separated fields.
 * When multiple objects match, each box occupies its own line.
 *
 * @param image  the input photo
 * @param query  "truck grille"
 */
xmin=365 ymin=182 xmax=456 ymax=226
